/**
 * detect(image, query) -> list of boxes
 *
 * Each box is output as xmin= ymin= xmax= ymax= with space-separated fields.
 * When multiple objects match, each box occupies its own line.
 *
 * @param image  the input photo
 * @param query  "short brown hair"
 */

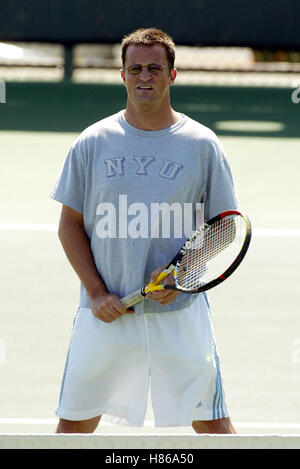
xmin=121 ymin=28 xmax=175 ymax=69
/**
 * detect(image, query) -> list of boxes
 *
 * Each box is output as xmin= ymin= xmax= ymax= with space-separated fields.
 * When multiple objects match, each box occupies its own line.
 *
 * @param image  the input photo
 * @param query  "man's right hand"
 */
xmin=91 ymin=292 xmax=135 ymax=323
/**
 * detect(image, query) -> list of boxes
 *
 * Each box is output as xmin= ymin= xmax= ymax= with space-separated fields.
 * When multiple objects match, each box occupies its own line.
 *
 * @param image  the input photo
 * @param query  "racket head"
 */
xmin=172 ymin=210 xmax=251 ymax=294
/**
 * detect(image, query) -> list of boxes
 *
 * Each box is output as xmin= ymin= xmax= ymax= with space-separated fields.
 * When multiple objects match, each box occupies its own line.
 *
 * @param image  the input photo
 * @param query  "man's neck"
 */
xmin=124 ymin=105 xmax=180 ymax=131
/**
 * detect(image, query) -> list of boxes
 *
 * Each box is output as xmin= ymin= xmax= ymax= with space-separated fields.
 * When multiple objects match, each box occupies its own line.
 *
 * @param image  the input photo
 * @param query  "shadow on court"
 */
xmin=0 ymin=81 xmax=298 ymax=138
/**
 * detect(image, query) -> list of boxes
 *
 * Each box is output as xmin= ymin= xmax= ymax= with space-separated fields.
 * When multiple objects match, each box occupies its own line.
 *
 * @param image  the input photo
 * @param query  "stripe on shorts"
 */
xmin=212 ymin=345 xmax=226 ymax=420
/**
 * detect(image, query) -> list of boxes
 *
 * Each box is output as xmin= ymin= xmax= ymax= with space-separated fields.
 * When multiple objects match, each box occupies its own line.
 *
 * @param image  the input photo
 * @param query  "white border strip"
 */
xmin=1 ymin=433 xmax=300 ymax=449
xmin=0 ymin=223 xmax=300 ymax=237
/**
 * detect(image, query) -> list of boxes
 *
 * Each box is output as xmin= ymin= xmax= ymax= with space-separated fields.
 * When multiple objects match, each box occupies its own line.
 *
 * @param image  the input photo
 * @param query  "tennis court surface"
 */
xmin=0 ymin=79 xmax=300 ymax=449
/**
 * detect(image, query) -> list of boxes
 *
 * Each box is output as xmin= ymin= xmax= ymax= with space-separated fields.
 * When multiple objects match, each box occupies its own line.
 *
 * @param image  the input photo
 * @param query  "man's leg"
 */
xmin=192 ymin=417 xmax=237 ymax=434
xmin=56 ymin=415 xmax=101 ymax=433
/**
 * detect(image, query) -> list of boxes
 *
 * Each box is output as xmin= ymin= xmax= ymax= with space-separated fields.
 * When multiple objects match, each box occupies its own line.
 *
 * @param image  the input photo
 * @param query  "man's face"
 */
xmin=121 ymin=44 xmax=176 ymax=108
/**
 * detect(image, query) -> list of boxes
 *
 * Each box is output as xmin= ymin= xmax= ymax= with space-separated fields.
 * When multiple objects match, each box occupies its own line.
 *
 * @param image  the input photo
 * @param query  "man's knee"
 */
xmin=56 ymin=415 xmax=101 ymax=434
xmin=192 ymin=417 xmax=237 ymax=434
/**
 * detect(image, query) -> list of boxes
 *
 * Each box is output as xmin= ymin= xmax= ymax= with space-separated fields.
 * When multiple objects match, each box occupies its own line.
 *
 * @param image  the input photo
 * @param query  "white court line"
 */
xmin=0 ymin=222 xmax=58 ymax=232
xmin=253 ymin=228 xmax=300 ymax=238
xmin=1 ymin=418 xmax=300 ymax=430
xmin=0 ymin=223 xmax=300 ymax=237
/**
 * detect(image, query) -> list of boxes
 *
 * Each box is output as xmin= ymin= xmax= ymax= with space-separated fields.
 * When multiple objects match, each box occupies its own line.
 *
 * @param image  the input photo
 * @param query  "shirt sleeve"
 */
xmin=50 ymin=137 xmax=86 ymax=214
xmin=204 ymin=137 xmax=239 ymax=221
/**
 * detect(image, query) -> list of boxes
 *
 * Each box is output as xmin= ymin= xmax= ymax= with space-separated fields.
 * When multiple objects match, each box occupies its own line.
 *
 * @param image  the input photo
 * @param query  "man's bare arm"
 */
xmin=58 ymin=204 xmax=134 ymax=322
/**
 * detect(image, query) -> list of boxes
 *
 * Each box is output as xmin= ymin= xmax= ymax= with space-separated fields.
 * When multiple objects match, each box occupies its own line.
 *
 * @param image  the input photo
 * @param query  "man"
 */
xmin=51 ymin=28 xmax=238 ymax=434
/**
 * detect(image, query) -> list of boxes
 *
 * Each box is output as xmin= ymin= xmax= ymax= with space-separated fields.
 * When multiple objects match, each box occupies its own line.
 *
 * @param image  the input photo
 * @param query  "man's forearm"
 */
xmin=58 ymin=220 xmax=107 ymax=301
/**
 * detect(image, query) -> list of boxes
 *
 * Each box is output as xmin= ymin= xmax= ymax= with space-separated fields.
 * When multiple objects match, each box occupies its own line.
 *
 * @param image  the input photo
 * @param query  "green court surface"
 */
xmin=0 ymin=81 xmax=300 ymax=435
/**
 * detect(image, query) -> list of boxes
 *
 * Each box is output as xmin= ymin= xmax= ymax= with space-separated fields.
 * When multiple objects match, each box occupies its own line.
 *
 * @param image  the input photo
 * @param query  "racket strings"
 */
xmin=176 ymin=216 xmax=247 ymax=290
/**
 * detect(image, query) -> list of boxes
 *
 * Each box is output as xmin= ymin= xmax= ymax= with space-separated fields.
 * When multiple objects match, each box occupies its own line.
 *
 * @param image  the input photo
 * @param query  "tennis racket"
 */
xmin=120 ymin=210 xmax=251 ymax=309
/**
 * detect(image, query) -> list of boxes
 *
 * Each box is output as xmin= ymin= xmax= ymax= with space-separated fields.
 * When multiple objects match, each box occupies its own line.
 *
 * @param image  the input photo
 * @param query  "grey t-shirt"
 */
xmin=51 ymin=111 xmax=239 ymax=314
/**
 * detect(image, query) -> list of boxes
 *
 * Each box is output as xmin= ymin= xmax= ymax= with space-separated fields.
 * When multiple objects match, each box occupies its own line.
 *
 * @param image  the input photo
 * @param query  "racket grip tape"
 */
xmin=120 ymin=289 xmax=145 ymax=308
xmin=120 ymin=283 xmax=165 ymax=309
xmin=120 ymin=267 xmax=173 ymax=309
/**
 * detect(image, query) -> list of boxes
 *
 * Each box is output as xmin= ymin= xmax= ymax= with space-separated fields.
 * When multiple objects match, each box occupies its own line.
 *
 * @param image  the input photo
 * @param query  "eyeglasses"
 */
xmin=122 ymin=64 xmax=170 ymax=76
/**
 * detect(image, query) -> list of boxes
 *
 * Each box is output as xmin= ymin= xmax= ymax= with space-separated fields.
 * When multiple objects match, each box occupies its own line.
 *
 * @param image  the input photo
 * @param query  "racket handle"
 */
xmin=120 ymin=266 xmax=174 ymax=309
xmin=120 ymin=288 xmax=144 ymax=308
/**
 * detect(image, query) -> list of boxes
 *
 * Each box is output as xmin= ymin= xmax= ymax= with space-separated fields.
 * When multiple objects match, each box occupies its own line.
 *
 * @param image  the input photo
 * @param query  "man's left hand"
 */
xmin=146 ymin=264 xmax=180 ymax=305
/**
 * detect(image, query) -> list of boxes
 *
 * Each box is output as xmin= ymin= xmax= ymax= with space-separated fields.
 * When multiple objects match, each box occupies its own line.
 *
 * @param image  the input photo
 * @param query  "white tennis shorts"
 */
xmin=56 ymin=293 xmax=229 ymax=427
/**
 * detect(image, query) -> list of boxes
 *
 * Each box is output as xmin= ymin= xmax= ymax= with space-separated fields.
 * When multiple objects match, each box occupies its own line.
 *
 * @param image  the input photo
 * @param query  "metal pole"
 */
xmin=64 ymin=45 xmax=74 ymax=81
